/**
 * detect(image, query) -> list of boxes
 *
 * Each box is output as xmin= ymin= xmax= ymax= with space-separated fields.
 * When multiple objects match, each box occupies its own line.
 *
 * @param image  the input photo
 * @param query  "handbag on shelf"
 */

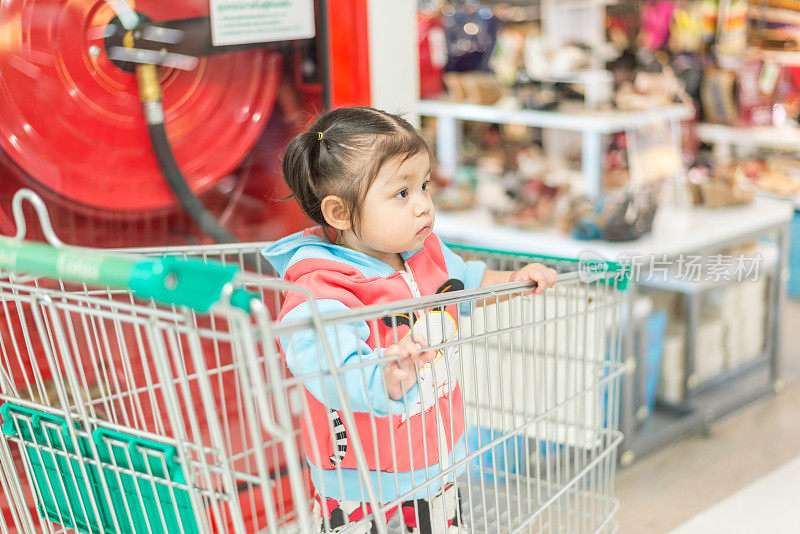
xmin=571 ymin=185 xmax=660 ymax=242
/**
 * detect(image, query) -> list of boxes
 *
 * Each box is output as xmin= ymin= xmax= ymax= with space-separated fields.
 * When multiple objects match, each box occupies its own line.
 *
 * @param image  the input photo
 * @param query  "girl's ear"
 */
xmin=320 ymin=195 xmax=351 ymax=231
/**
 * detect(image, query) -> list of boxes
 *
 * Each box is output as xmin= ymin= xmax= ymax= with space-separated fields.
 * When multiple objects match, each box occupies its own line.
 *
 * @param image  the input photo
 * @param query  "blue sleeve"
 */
xmin=280 ymin=299 xmax=419 ymax=417
xmin=438 ymin=240 xmax=486 ymax=289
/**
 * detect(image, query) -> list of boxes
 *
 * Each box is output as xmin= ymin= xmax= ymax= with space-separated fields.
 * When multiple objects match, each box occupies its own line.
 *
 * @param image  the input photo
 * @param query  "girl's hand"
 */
xmin=383 ymin=335 xmax=436 ymax=401
xmin=510 ymin=263 xmax=558 ymax=294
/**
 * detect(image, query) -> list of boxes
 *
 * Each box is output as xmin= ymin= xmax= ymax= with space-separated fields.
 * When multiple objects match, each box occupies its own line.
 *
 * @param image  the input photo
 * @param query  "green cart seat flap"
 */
xmin=0 ymin=404 xmax=199 ymax=534
xmin=93 ymin=427 xmax=198 ymax=534
xmin=0 ymin=403 xmax=109 ymax=533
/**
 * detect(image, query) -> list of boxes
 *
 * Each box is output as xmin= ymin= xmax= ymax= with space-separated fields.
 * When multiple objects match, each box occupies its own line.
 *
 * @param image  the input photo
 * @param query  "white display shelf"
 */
xmin=418 ymin=100 xmax=692 ymax=134
xmin=695 ymin=123 xmax=800 ymax=209
xmin=696 ymin=122 xmax=800 ymax=151
xmin=523 ymin=70 xmax=600 ymax=84
xmin=434 ymin=196 xmax=794 ymax=262
xmin=419 ymin=99 xmax=692 ymax=200
xmin=757 ymin=191 xmax=800 ymax=210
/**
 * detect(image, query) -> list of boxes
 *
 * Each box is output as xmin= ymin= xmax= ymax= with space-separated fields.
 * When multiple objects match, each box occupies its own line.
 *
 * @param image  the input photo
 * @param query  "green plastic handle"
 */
xmin=0 ymin=237 xmax=258 ymax=313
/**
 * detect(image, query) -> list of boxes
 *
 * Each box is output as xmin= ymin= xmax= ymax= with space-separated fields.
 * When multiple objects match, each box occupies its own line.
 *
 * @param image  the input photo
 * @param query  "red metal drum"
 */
xmin=0 ymin=0 xmax=281 ymax=213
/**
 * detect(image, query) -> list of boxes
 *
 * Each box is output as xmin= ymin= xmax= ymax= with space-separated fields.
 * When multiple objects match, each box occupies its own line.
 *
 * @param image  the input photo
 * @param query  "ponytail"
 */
xmin=282 ymin=131 xmax=327 ymax=226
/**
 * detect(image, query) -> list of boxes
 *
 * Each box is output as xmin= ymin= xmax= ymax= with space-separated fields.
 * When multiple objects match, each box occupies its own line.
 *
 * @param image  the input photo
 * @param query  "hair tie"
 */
xmin=317 ymin=131 xmax=324 ymax=140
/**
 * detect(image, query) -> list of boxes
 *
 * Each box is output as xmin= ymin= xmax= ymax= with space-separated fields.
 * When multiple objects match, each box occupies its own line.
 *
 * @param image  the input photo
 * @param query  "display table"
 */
xmin=435 ymin=196 xmax=794 ymax=464
xmin=694 ymin=122 xmax=800 ymax=298
xmin=696 ymin=122 xmax=800 ymax=156
xmin=436 ymin=196 xmax=792 ymax=260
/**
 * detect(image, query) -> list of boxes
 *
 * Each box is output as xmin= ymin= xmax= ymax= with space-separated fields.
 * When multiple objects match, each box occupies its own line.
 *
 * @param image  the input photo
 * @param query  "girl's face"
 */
xmin=343 ymin=151 xmax=434 ymax=268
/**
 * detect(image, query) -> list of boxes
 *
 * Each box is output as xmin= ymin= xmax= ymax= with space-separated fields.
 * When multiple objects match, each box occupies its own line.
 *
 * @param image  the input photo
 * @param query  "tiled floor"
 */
xmin=615 ymin=298 xmax=800 ymax=534
xmin=668 ymin=455 xmax=800 ymax=533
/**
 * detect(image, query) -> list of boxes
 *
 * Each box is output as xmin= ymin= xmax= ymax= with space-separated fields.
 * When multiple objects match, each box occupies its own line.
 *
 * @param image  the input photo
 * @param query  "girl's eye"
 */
xmin=395 ymin=188 xmax=409 ymax=199
xmin=422 ymin=180 xmax=431 ymax=191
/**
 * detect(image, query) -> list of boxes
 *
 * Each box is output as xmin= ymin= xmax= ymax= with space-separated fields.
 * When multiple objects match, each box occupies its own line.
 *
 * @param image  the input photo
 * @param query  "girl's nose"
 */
xmin=414 ymin=195 xmax=432 ymax=216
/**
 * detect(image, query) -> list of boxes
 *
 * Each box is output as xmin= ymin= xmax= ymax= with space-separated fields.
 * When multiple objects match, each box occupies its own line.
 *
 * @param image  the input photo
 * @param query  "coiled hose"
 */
xmin=126 ymin=31 xmax=238 ymax=245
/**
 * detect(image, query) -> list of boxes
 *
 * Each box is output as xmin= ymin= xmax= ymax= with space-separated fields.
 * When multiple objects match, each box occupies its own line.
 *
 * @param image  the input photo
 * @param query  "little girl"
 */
xmin=263 ymin=107 xmax=556 ymax=533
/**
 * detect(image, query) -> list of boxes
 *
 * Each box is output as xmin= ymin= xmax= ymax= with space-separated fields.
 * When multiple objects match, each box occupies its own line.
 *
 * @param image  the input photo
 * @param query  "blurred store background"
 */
xmin=1 ymin=0 xmax=800 ymax=532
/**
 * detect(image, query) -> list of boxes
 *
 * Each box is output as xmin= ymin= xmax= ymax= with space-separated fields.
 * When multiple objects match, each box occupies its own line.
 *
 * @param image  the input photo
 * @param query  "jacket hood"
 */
xmin=262 ymin=228 xmax=333 ymax=277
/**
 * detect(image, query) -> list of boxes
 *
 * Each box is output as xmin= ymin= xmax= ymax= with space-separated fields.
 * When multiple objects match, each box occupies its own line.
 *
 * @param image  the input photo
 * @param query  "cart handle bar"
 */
xmin=0 ymin=237 xmax=257 ymax=313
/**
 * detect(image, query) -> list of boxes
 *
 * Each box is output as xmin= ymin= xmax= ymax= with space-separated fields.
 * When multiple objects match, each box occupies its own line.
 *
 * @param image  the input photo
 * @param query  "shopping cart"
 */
xmin=0 ymin=190 xmax=628 ymax=534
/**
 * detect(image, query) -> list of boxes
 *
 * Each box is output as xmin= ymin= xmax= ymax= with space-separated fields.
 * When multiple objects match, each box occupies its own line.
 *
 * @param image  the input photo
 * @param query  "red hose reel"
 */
xmin=0 ymin=0 xmax=282 ymax=213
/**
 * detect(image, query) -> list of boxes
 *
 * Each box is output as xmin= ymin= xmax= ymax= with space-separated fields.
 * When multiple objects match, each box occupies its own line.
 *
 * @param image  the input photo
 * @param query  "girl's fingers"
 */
xmin=399 ymin=357 xmax=415 ymax=373
xmin=530 ymin=267 xmax=556 ymax=291
xmin=524 ymin=265 xmax=557 ymax=290
xmin=409 ymin=337 xmax=436 ymax=363
xmin=533 ymin=273 xmax=547 ymax=293
xmin=393 ymin=368 xmax=413 ymax=383
xmin=414 ymin=350 xmax=434 ymax=365
xmin=390 ymin=367 xmax=406 ymax=384
xmin=408 ymin=336 xmax=426 ymax=357
xmin=412 ymin=335 xmax=429 ymax=349
xmin=388 ymin=337 xmax=436 ymax=380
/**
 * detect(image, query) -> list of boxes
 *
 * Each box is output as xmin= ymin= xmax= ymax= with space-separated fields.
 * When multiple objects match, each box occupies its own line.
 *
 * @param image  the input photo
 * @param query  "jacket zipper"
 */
xmin=399 ymin=264 xmax=421 ymax=299
xmin=399 ymin=264 xmax=451 ymax=469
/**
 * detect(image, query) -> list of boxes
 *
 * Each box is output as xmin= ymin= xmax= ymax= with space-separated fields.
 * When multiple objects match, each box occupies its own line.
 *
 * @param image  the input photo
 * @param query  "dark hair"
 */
xmin=282 ymin=106 xmax=434 ymax=231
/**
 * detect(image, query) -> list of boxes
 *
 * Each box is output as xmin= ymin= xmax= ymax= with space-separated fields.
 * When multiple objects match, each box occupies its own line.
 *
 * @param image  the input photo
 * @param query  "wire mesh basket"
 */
xmin=0 ymin=191 xmax=628 ymax=534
